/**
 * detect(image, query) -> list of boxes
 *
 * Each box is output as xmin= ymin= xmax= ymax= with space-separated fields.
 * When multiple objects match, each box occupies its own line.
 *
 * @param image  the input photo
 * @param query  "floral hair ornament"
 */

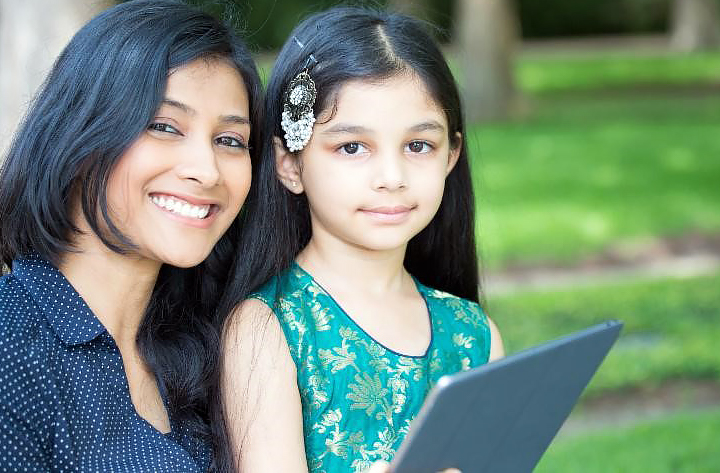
xmin=281 ymin=36 xmax=318 ymax=152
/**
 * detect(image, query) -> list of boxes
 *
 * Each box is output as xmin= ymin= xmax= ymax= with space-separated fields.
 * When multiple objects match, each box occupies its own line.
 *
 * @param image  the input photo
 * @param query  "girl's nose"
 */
xmin=372 ymin=151 xmax=407 ymax=192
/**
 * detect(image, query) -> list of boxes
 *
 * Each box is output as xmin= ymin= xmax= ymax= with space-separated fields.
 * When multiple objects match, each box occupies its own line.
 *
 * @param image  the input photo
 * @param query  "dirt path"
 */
xmin=483 ymin=234 xmax=720 ymax=437
xmin=557 ymin=380 xmax=720 ymax=438
xmin=485 ymin=234 xmax=720 ymax=295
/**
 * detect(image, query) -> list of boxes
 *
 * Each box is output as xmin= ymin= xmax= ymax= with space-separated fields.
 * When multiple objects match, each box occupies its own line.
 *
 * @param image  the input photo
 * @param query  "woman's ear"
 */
xmin=274 ymin=136 xmax=304 ymax=194
xmin=446 ymin=132 xmax=462 ymax=176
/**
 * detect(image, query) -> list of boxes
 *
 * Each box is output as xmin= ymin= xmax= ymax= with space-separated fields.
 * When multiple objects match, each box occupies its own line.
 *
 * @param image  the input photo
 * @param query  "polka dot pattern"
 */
xmin=0 ymin=255 xmax=210 ymax=471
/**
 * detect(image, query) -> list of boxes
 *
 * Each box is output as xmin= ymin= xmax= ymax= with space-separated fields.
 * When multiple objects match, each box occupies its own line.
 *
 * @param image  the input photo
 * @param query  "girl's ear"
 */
xmin=274 ymin=136 xmax=304 ymax=194
xmin=446 ymin=132 xmax=462 ymax=176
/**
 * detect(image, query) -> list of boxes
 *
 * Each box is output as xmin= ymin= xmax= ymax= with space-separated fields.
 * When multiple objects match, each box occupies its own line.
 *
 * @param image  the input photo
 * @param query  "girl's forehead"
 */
xmin=317 ymin=74 xmax=446 ymax=125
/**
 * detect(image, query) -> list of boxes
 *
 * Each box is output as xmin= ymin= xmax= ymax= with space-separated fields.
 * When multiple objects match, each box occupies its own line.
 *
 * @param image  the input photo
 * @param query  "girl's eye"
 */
xmin=339 ymin=142 xmax=368 ymax=155
xmin=215 ymin=135 xmax=248 ymax=149
xmin=406 ymin=140 xmax=432 ymax=154
xmin=148 ymin=122 xmax=181 ymax=135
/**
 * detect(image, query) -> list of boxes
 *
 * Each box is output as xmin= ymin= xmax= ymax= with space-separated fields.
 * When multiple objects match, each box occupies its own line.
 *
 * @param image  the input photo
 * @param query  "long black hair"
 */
xmin=0 ymin=0 xmax=261 ymax=448
xmin=214 ymin=6 xmax=480 ymax=471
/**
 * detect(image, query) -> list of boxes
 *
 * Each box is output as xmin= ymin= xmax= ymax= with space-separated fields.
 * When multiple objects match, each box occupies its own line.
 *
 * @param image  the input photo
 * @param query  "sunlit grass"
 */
xmin=488 ymin=271 xmax=720 ymax=395
xmin=518 ymin=50 xmax=720 ymax=94
xmin=471 ymin=91 xmax=720 ymax=269
xmin=536 ymin=407 xmax=720 ymax=473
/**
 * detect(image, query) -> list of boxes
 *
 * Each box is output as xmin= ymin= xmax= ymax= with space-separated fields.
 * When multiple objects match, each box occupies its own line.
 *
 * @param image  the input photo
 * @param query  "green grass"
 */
xmin=535 ymin=407 xmax=720 ymax=473
xmin=472 ymin=83 xmax=720 ymax=269
xmin=488 ymin=271 xmax=720 ymax=395
xmin=518 ymin=50 xmax=720 ymax=94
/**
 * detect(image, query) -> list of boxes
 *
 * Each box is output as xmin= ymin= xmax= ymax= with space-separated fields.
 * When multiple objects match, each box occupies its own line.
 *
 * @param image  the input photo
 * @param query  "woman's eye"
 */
xmin=406 ymin=140 xmax=432 ymax=154
xmin=216 ymin=135 xmax=247 ymax=149
xmin=339 ymin=142 xmax=367 ymax=155
xmin=148 ymin=122 xmax=181 ymax=135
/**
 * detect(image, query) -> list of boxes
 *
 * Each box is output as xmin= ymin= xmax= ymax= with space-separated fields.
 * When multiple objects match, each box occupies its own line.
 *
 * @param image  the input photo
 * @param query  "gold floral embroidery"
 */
xmin=253 ymin=266 xmax=491 ymax=473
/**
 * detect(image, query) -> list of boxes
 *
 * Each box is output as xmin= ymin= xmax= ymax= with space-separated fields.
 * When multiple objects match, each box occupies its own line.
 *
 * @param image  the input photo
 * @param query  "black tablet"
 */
xmin=390 ymin=320 xmax=623 ymax=473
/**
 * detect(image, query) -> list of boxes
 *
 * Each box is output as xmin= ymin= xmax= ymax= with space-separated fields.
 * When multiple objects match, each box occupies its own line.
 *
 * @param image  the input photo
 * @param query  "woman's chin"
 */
xmin=156 ymin=248 xmax=213 ymax=269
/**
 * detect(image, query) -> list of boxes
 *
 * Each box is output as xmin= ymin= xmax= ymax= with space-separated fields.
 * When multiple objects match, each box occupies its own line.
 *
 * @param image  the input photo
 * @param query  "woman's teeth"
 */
xmin=151 ymin=195 xmax=210 ymax=219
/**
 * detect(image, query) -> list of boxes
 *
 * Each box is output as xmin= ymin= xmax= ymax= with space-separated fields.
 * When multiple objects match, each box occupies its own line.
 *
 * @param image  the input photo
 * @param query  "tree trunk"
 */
xmin=0 ymin=0 xmax=113 ymax=160
xmin=387 ymin=0 xmax=425 ymax=18
xmin=457 ymin=0 xmax=520 ymax=123
xmin=671 ymin=0 xmax=720 ymax=51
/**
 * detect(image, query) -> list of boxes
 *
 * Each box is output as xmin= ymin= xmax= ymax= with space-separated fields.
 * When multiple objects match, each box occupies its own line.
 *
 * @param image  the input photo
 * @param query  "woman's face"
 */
xmin=105 ymin=58 xmax=252 ymax=268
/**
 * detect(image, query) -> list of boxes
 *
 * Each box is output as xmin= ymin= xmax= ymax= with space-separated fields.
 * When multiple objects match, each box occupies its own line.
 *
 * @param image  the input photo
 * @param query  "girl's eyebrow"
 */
xmin=160 ymin=98 xmax=249 ymax=125
xmin=409 ymin=120 xmax=446 ymax=133
xmin=322 ymin=120 xmax=446 ymax=136
xmin=321 ymin=123 xmax=371 ymax=135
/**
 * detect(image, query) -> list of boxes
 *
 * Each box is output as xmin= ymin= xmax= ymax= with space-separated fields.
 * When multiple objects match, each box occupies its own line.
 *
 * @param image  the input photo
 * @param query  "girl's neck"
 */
xmin=297 ymin=235 xmax=412 ymax=296
xmin=58 ymin=232 xmax=160 ymax=350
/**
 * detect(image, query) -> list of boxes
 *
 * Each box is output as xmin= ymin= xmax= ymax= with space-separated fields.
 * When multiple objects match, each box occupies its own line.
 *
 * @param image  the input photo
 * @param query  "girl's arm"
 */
xmin=222 ymin=299 xmax=468 ymax=472
xmin=487 ymin=316 xmax=505 ymax=361
xmin=222 ymin=298 xmax=309 ymax=472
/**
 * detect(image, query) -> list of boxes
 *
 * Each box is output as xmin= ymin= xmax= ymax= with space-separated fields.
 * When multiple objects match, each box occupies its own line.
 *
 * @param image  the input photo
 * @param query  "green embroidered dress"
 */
xmin=252 ymin=263 xmax=491 ymax=473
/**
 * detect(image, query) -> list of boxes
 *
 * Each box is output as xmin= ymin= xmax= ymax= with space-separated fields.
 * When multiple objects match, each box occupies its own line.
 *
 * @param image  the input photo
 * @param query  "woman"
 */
xmin=0 ymin=1 xmax=260 ymax=470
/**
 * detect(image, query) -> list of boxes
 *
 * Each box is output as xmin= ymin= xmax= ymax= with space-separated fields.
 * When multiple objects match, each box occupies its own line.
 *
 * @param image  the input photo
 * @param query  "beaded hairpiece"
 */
xmin=281 ymin=37 xmax=318 ymax=152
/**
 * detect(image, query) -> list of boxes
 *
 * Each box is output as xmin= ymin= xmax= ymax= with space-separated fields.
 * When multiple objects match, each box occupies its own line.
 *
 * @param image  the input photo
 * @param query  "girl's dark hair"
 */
xmin=214 ymin=6 xmax=480 ymax=471
xmin=0 ymin=0 xmax=261 ymax=450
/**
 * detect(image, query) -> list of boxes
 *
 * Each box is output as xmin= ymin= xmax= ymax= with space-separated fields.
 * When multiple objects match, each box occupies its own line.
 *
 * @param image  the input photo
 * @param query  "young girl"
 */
xmin=218 ymin=7 xmax=503 ymax=473
xmin=0 ymin=1 xmax=260 ymax=470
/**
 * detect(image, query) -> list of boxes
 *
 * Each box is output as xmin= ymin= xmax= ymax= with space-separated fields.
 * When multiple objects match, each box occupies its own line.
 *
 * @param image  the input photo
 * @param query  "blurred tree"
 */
xmin=0 ymin=0 xmax=114 ymax=160
xmin=457 ymin=0 xmax=520 ymax=122
xmin=670 ymin=0 xmax=720 ymax=50
xmin=387 ymin=0 xmax=424 ymax=16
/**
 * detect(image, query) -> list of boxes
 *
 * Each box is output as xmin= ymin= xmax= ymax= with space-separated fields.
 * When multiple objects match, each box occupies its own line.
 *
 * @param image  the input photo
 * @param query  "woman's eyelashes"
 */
xmin=148 ymin=121 xmax=182 ymax=135
xmin=148 ymin=120 xmax=247 ymax=150
xmin=215 ymin=135 xmax=248 ymax=150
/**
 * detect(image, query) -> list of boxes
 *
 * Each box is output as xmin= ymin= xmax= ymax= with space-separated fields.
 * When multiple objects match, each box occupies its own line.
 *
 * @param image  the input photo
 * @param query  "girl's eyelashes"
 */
xmin=406 ymin=140 xmax=433 ymax=154
xmin=215 ymin=135 xmax=249 ymax=150
xmin=148 ymin=121 xmax=182 ymax=135
xmin=338 ymin=142 xmax=369 ymax=155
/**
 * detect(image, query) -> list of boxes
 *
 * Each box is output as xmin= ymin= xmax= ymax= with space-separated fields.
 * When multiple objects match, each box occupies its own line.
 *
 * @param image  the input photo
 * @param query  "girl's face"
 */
xmin=104 ymin=58 xmax=252 ymax=268
xmin=278 ymin=73 xmax=460 ymax=254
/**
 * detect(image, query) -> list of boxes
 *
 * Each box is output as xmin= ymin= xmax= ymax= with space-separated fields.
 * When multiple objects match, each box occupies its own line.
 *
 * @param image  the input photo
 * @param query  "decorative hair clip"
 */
xmin=281 ymin=69 xmax=316 ymax=152
xmin=281 ymin=39 xmax=318 ymax=152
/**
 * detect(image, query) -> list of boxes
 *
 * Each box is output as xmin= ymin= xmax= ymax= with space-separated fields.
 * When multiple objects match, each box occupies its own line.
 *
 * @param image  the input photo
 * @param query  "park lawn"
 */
xmin=471 ymin=89 xmax=720 ymax=269
xmin=467 ymin=48 xmax=720 ymax=269
xmin=534 ymin=407 xmax=720 ymax=473
xmin=486 ymin=270 xmax=720 ymax=396
xmin=518 ymin=50 xmax=720 ymax=95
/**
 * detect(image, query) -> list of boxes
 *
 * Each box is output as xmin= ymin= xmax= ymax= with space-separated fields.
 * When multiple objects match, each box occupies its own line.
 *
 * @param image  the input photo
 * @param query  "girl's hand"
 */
xmin=364 ymin=461 xmax=461 ymax=473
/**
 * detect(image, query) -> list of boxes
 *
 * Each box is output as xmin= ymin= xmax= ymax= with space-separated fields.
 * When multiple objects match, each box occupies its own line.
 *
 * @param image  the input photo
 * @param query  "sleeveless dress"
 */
xmin=251 ymin=263 xmax=491 ymax=473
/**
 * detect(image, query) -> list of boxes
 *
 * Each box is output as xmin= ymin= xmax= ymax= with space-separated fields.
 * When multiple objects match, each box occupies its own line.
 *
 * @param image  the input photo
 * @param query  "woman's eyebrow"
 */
xmin=220 ymin=115 xmax=250 ymax=126
xmin=161 ymin=98 xmax=194 ymax=114
xmin=161 ymin=98 xmax=249 ymax=125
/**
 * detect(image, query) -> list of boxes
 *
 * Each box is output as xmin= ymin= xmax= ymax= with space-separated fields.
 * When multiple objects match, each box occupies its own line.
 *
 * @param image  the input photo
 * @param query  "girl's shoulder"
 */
xmin=248 ymin=263 xmax=315 ymax=307
xmin=415 ymin=280 xmax=488 ymax=330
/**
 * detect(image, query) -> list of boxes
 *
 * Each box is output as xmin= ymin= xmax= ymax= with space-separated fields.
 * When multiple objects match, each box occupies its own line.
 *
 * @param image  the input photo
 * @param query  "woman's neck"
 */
xmin=58 ymin=234 xmax=161 ymax=351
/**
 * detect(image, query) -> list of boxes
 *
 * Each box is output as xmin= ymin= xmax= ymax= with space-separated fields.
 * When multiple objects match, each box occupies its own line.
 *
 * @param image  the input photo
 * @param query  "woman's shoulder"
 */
xmin=0 ymin=273 xmax=52 ymax=409
xmin=0 ymin=271 xmax=45 ymax=346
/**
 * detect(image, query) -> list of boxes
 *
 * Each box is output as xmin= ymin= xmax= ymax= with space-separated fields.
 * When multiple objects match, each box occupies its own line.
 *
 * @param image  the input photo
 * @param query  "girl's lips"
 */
xmin=359 ymin=205 xmax=415 ymax=223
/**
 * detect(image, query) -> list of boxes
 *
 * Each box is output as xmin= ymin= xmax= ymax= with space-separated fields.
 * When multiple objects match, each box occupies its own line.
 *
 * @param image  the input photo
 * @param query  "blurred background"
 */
xmin=2 ymin=0 xmax=719 ymax=470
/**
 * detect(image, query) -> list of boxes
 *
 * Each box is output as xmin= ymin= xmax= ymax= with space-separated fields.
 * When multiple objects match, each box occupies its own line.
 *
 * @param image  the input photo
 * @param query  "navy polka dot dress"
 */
xmin=0 ymin=255 xmax=210 ymax=471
